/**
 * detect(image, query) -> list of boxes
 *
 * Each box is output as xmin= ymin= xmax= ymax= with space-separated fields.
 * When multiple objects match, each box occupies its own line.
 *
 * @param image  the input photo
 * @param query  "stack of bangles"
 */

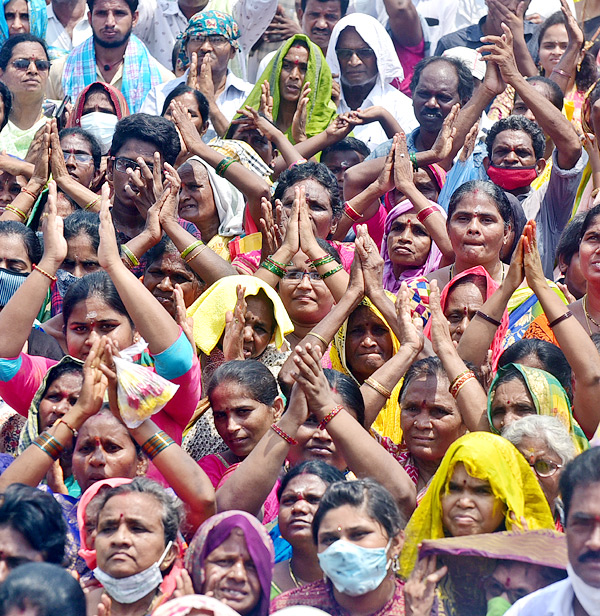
xmin=343 ymin=201 xmax=362 ymax=222
xmin=215 ymin=157 xmax=235 ymax=177
xmin=141 ymin=431 xmax=175 ymax=460
xmin=449 ymin=369 xmax=476 ymax=399
xmin=180 ymin=240 xmax=206 ymax=264
xmin=5 ymin=204 xmax=27 ymax=221
xmin=416 ymin=206 xmax=437 ymax=224
xmin=260 ymin=256 xmax=287 ymax=278
xmin=122 ymin=245 xmax=140 ymax=267
xmin=318 ymin=404 xmax=344 ymax=430
xmin=85 ymin=197 xmax=100 ymax=211
xmin=409 ymin=151 xmax=418 ymax=171
xmin=271 ymin=423 xmax=298 ymax=445
xmin=33 ymin=431 xmax=64 ymax=460
xmin=311 ymin=254 xmax=343 ymax=279
xmin=364 ymin=377 xmax=392 ymax=399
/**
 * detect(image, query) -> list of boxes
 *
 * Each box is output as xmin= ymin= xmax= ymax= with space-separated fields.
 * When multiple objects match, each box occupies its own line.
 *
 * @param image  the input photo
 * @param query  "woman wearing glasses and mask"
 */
xmin=325 ymin=14 xmax=418 ymax=150
xmin=503 ymin=414 xmax=578 ymax=531
xmin=0 ymin=33 xmax=53 ymax=157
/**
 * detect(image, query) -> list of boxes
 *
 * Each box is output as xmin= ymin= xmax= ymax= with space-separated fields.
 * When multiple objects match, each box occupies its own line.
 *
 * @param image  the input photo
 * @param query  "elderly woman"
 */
xmin=185 ymin=510 xmax=275 ymax=616
xmin=325 ymin=14 xmax=418 ymax=149
xmin=271 ymin=479 xmax=406 ymax=614
xmin=0 ymin=0 xmax=45 ymax=46
xmin=503 ymin=414 xmax=577 ymax=529
xmin=400 ymin=433 xmax=556 ymax=577
xmin=87 ymin=478 xmax=183 ymax=616
xmin=237 ymin=35 xmax=336 ymax=143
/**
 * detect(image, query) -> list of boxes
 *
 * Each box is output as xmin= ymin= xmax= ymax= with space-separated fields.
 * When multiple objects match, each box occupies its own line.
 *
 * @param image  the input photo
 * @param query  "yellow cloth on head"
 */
xmin=400 ymin=432 xmax=555 ymax=578
xmin=186 ymin=275 xmax=293 ymax=354
xmin=330 ymin=295 xmax=403 ymax=443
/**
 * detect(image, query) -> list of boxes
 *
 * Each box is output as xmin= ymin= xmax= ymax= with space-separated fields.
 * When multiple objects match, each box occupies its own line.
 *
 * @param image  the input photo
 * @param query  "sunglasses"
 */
xmin=113 ymin=156 xmax=154 ymax=174
xmin=11 ymin=57 xmax=50 ymax=71
xmin=335 ymin=48 xmax=376 ymax=62
xmin=528 ymin=455 xmax=562 ymax=478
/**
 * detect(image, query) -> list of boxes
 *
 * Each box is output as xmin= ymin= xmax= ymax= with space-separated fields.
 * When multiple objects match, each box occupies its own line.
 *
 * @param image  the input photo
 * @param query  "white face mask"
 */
xmin=567 ymin=563 xmax=600 ymax=615
xmin=93 ymin=541 xmax=173 ymax=604
xmin=80 ymin=112 xmax=118 ymax=155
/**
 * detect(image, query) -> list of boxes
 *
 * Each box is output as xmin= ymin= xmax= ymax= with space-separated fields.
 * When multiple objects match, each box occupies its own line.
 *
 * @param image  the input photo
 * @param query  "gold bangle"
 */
xmin=5 ymin=204 xmax=27 ymax=221
xmin=20 ymin=186 xmax=38 ymax=200
xmin=185 ymin=244 xmax=207 ymax=264
xmin=180 ymin=240 xmax=204 ymax=259
xmin=364 ymin=377 xmax=392 ymax=399
xmin=53 ymin=417 xmax=78 ymax=437
xmin=307 ymin=332 xmax=329 ymax=347
xmin=84 ymin=198 xmax=100 ymax=211
xmin=32 ymin=263 xmax=57 ymax=282
xmin=121 ymin=245 xmax=140 ymax=266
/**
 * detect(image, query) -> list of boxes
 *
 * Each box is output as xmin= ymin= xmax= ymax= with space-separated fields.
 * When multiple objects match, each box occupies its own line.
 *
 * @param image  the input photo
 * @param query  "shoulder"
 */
xmin=504 ymin=578 xmax=573 ymax=615
xmin=270 ymin=580 xmax=331 ymax=611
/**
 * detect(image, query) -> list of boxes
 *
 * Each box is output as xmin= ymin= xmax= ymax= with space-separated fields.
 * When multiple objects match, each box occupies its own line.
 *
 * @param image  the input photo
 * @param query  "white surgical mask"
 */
xmin=93 ymin=541 xmax=173 ymax=604
xmin=80 ymin=112 xmax=118 ymax=155
xmin=568 ymin=563 xmax=600 ymax=615
xmin=317 ymin=539 xmax=392 ymax=597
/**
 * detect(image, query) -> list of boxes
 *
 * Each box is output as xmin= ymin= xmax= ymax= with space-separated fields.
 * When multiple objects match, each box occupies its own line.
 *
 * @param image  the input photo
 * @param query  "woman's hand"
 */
xmin=429 ymin=279 xmax=457 ymax=355
xmin=124 ymin=152 xmax=163 ymax=217
xmin=298 ymin=183 xmax=321 ymax=259
xmin=222 ymin=285 xmax=247 ymax=361
xmin=279 ymin=186 xmax=301 ymax=259
xmin=170 ymin=100 xmax=204 ymax=154
xmin=291 ymin=342 xmax=337 ymax=418
xmin=174 ymin=284 xmax=195 ymax=347
xmin=40 ymin=180 xmax=68 ymax=271
xmin=71 ymin=337 xmax=109 ymax=422
xmin=30 ymin=120 xmax=51 ymax=191
xmin=259 ymin=197 xmax=283 ymax=261
xmin=504 ymin=232 xmax=525 ymax=293
xmin=404 ymin=555 xmax=448 ymax=616
xmin=48 ymin=119 xmax=68 ymax=186
xmin=172 ymin=569 xmax=195 ymax=598
xmin=97 ymin=184 xmax=124 ymax=271
xmin=347 ymin=242 xmax=365 ymax=300
xmin=282 ymin=382 xmax=310 ymax=429
xmin=325 ymin=113 xmax=353 ymax=141
xmin=459 ymin=120 xmax=480 ymax=163
xmin=374 ymin=135 xmax=396 ymax=195
xmin=259 ymin=80 xmax=274 ymax=122
xmin=355 ymin=224 xmax=385 ymax=297
xmin=157 ymin=163 xmax=182 ymax=228
xmin=393 ymin=131 xmax=414 ymax=193
xmin=234 ymin=105 xmax=282 ymax=143
xmin=560 ymin=0 xmax=584 ymax=50
xmin=522 ymin=220 xmax=547 ymax=293
xmin=395 ymin=281 xmax=424 ymax=356
xmin=291 ymin=82 xmax=310 ymax=144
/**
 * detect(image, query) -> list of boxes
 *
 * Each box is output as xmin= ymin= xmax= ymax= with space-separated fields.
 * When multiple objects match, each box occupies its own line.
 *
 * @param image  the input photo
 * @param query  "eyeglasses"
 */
xmin=282 ymin=270 xmax=322 ymax=282
xmin=63 ymin=151 xmax=93 ymax=164
xmin=189 ymin=34 xmax=230 ymax=47
xmin=482 ymin=576 xmax=530 ymax=605
xmin=11 ymin=57 xmax=51 ymax=71
xmin=528 ymin=455 xmax=562 ymax=478
xmin=113 ymin=156 xmax=154 ymax=174
xmin=335 ymin=48 xmax=376 ymax=62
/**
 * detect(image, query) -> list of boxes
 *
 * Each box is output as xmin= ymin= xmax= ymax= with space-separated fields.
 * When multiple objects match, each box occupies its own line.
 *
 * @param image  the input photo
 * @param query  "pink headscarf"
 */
xmin=381 ymin=195 xmax=446 ymax=293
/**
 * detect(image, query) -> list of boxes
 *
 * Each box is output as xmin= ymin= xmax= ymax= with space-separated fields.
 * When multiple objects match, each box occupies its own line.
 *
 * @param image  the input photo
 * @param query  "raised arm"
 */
xmin=97 ymin=186 xmax=181 ymax=355
xmin=292 ymin=342 xmax=417 ymax=518
xmin=480 ymin=23 xmax=582 ymax=169
xmin=523 ymin=221 xmax=600 ymax=436
xmin=547 ymin=0 xmax=584 ymax=94
xmin=0 ymin=181 xmax=66 ymax=358
xmin=383 ymin=0 xmax=423 ymax=48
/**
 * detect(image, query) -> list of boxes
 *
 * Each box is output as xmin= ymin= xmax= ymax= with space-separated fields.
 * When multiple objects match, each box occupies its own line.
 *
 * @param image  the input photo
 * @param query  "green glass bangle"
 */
xmin=180 ymin=240 xmax=204 ymax=259
xmin=121 ymin=245 xmax=140 ymax=266
xmin=409 ymin=151 xmax=418 ymax=171
xmin=216 ymin=157 xmax=235 ymax=177
xmin=260 ymin=259 xmax=286 ymax=278
xmin=312 ymin=255 xmax=335 ymax=268
xmin=320 ymin=264 xmax=343 ymax=280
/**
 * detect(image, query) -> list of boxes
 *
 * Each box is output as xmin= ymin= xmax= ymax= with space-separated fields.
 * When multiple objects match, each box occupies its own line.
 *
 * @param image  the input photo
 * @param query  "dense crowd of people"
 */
xmin=1 ymin=0 xmax=600 ymax=614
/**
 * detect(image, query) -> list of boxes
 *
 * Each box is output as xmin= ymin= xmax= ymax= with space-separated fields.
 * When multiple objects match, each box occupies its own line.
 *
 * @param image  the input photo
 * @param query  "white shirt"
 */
xmin=140 ymin=68 xmax=253 ymax=141
xmin=504 ymin=578 xmax=575 ymax=616
xmin=45 ymin=3 xmax=92 ymax=59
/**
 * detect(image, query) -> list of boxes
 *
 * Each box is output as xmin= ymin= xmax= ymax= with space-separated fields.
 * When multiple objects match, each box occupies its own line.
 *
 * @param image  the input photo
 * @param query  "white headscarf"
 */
xmin=325 ymin=13 xmax=404 ymax=91
xmin=186 ymin=156 xmax=245 ymax=237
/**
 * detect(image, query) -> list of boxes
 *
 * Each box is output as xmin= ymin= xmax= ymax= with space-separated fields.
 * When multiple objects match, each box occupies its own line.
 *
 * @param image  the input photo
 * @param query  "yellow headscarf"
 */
xmin=400 ymin=432 xmax=555 ymax=577
xmin=186 ymin=275 xmax=293 ymax=355
xmin=330 ymin=296 xmax=403 ymax=443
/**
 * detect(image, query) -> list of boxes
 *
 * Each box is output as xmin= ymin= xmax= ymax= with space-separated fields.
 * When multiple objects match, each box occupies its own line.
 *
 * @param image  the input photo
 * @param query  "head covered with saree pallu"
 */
xmin=423 ymin=265 xmax=509 ymax=368
xmin=380 ymin=197 xmax=445 ymax=293
xmin=234 ymin=34 xmax=337 ymax=144
xmin=184 ymin=510 xmax=275 ymax=616
xmin=488 ymin=363 xmax=589 ymax=454
xmin=400 ymin=432 xmax=555 ymax=577
xmin=66 ymin=82 xmax=130 ymax=128
xmin=330 ymin=295 xmax=403 ymax=443
xmin=186 ymin=275 xmax=293 ymax=355
xmin=417 ymin=529 xmax=567 ymax=616
xmin=0 ymin=0 xmax=46 ymax=46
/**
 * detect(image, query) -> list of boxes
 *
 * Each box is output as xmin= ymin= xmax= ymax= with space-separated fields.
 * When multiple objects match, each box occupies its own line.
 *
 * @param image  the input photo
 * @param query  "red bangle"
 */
xmin=416 ymin=206 xmax=438 ymax=224
xmin=318 ymin=405 xmax=344 ymax=430
xmin=271 ymin=423 xmax=298 ymax=445
xmin=343 ymin=202 xmax=362 ymax=222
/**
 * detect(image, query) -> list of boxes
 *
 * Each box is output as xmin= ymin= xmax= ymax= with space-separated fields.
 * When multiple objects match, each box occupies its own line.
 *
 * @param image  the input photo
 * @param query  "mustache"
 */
xmin=421 ymin=110 xmax=443 ymax=119
xmin=578 ymin=551 xmax=600 ymax=563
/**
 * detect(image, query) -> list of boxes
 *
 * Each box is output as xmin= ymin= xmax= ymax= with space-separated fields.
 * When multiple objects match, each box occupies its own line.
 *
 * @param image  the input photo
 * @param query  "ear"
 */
xmin=272 ymin=396 xmax=284 ymax=421
xmin=87 ymin=10 xmax=92 ymax=22
xmin=329 ymin=216 xmax=339 ymax=237
xmin=297 ymin=7 xmax=304 ymax=23
xmin=390 ymin=530 xmax=404 ymax=558
xmin=160 ymin=541 xmax=179 ymax=572
xmin=131 ymin=9 xmax=139 ymax=28
xmin=136 ymin=454 xmax=149 ymax=477
xmin=558 ymin=253 xmax=569 ymax=274
xmin=200 ymin=121 xmax=209 ymax=137
xmin=483 ymin=156 xmax=490 ymax=172
xmin=503 ymin=220 xmax=513 ymax=244
xmin=106 ymin=156 xmax=114 ymax=184
xmin=535 ymin=158 xmax=546 ymax=175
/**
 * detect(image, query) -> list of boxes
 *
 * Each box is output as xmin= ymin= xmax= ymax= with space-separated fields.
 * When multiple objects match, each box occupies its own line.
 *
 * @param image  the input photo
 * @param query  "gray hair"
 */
xmin=502 ymin=415 xmax=576 ymax=465
xmin=96 ymin=477 xmax=184 ymax=544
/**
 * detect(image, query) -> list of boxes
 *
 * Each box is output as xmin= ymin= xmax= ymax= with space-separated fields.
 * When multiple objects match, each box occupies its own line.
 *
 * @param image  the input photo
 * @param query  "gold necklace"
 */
xmin=583 ymin=294 xmax=600 ymax=333
xmin=288 ymin=560 xmax=307 ymax=588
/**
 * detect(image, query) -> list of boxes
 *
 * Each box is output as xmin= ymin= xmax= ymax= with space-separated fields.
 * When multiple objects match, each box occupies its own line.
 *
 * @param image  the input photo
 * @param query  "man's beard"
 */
xmin=93 ymin=29 xmax=131 ymax=49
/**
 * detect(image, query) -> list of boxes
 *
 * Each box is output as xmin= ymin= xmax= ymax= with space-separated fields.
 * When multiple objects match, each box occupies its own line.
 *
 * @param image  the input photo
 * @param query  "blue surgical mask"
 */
xmin=0 ymin=267 xmax=28 ymax=307
xmin=93 ymin=541 xmax=172 ymax=604
xmin=317 ymin=539 xmax=392 ymax=597
xmin=80 ymin=112 xmax=118 ymax=155
xmin=55 ymin=269 xmax=78 ymax=298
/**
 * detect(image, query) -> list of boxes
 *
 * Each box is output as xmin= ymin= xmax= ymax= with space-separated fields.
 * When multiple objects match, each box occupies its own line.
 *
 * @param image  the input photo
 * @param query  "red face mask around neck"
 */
xmin=486 ymin=164 xmax=538 ymax=191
